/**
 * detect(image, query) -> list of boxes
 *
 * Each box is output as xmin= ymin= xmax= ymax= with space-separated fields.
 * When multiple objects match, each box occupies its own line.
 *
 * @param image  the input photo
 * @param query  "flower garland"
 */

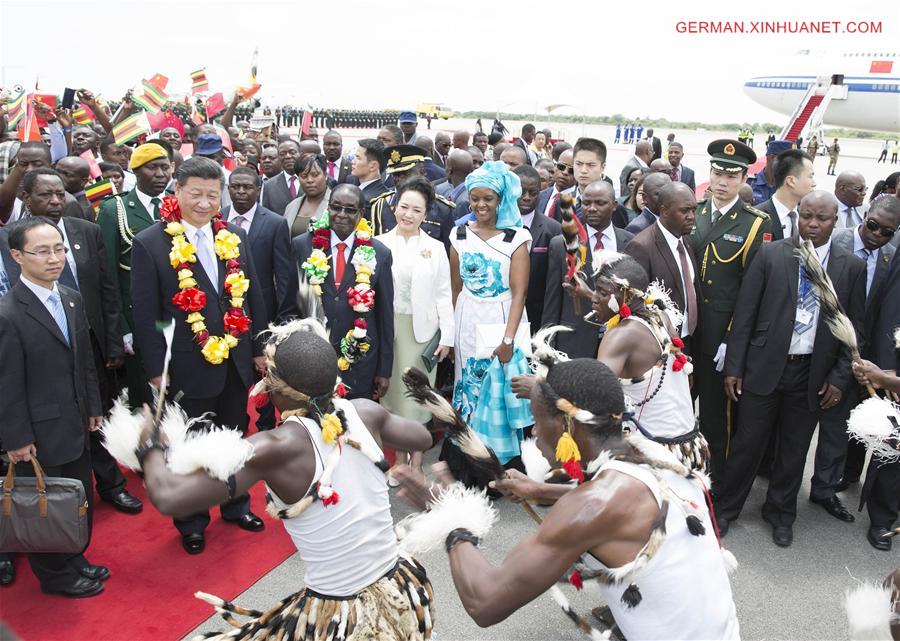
xmin=301 ymin=213 xmax=377 ymax=372
xmin=160 ymin=196 xmax=252 ymax=365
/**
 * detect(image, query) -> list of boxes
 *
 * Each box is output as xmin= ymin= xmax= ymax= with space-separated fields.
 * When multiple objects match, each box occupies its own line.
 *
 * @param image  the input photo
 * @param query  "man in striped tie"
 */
xmin=717 ymin=190 xmax=866 ymax=548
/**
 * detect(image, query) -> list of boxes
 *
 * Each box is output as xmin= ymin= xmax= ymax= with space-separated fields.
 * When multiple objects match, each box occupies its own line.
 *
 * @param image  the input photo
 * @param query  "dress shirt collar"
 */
xmin=135 ymin=188 xmax=163 ymax=216
xmin=634 ymin=155 xmax=649 ymax=169
xmin=656 ymin=220 xmax=682 ymax=252
xmin=282 ymin=170 xmax=296 ymax=184
xmin=711 ymin=194 xmax=740 ymax=217
xmin=230 ymin=203 xmax=257 ymax=226
xmin=852 ymin=226 xmax=868 ymax=255
xmin=811 ymin=237 xmax=832 ymax=265
xmin=331 ymin=230 xmax=356 ymax=251
xmin=20 ymin=274 xmax=59 ymax=303
xmin=181 ymin=220 xmax=214 ymax=245
xmin=520 ymin=211 xmax=535 ymax=229
xmin=358 ymin=178 xmax=378 ymax=192
xmin=586 ymin=223 xmax=616 ymax=252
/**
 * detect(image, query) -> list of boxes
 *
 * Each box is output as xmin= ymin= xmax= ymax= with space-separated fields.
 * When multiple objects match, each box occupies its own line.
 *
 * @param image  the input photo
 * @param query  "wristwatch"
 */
xmin=502 ymin=336 xmax=514 ymax=346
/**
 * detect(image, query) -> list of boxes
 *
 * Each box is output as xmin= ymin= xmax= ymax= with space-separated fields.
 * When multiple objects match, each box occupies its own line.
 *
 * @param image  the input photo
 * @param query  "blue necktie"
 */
xmin=194 ymin=230 xmax=219 ymax=293
xmin=794 ymin=267 xmax=817 ymax=335
xmin=48 ymin=291 xmax=70 ymax=345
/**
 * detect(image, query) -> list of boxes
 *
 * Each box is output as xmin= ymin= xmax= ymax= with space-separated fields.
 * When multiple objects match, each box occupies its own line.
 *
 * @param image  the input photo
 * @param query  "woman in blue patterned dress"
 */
xmin=450 ymin=161 xmax=533 ymax=464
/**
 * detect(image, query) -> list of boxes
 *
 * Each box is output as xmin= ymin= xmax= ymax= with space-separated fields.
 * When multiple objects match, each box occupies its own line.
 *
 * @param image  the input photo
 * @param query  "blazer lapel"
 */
xmin=653 ymin=225 xmax=683 ymax=297
xmin=17 ymin=284 xmax=70 ymax=348
xmin=337 ymin=241 xmax=358 ymax=293
xmin=783 ymin=241 xmax=799 ymax=308
xmin=126 ymin=193 xmax=155 ymax=228
xmin=64 ymin=220 xmax=88 ymax=278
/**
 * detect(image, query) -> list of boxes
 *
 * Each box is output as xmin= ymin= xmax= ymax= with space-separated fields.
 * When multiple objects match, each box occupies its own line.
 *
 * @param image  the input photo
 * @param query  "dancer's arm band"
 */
xmin=225 ymin=474 xmax=237 ymax=501
xmin=136 ymin=442 xmax=166 ymax=468
xmin=445 ymin=528 xmax=480 ymax=553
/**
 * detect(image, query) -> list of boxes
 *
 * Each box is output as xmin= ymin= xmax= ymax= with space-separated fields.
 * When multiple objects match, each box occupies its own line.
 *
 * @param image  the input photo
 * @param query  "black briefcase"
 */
xmin=0 ymin=458 xmax=89 ymax=554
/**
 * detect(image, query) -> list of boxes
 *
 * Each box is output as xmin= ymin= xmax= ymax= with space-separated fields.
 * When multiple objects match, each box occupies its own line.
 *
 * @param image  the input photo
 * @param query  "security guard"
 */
xmin=369 ymin=144 xmax=455 ymax=249
xmin=691 ymin=139 xmax=773 ymax=487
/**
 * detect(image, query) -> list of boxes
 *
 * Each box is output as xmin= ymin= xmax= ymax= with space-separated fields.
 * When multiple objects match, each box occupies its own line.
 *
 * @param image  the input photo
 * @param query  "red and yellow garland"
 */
xmin=160 ymin=196 xmax=252 ymax=365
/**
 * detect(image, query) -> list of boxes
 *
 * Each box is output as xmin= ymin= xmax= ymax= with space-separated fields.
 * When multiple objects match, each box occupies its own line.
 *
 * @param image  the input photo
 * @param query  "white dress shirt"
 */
xmin=20 ymin=274 xmax=61 ymax=316
xmin=771 ymin=195 xmax=798 ymax=239
xmin=135 ymin=188 xmax=163 ymax=220
xmin=838 ymin=200 xmax=863 ymax=229
xmin=229 ymin=203 xmax=257 ymax=233
xmin=520 ymin=211 xmax=535 ymax=229
xmin=710 ymin=194 xmax=740 ymax=221
xmin=789 ymin=239 xmax=831 ymax=355
xmin=852 ymin=226 xmax=877 ymax=296
xmin=358 ymin=178 xmax=378 ymax=193
xmin=54 ymin=219 xmax=78 ymax=282
xmin=330 ymin=231 xmax=356 ymax=275
xmin=325 ymin=158 xmax=341 ymax=180
xmin=657 ymin=222 xmax=695 ymax=337
xmin=586 ymin=223 xmax=617 ymax=261
xmin=181 ymin=220 xmax=218 ymax=284
xmin=541 ymin=186 xmax=560 ymax=218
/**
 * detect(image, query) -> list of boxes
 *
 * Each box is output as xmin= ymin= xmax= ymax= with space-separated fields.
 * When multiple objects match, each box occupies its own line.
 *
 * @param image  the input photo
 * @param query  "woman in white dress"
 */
xmin=450 ymin=161 xmax=533 ymax=465
xmin=377 ymin=176 xmax=454 ymax=473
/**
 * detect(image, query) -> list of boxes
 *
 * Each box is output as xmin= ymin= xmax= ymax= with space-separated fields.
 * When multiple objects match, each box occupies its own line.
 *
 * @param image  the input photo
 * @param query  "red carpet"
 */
xmin=0 ymin=401 xmax=297 ymax=641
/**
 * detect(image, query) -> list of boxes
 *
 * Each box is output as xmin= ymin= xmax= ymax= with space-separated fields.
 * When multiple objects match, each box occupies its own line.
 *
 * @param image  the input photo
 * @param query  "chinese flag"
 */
xmin=205 ymin=92 xmax=225 ymax=119
xmin=147 ymin=73 xmax=169 ymax=91
xmin=147 ymin=110 xmax=168 ymax=132
xmin=32 ymin=93 xmax=57 ymax=127
xmin=17 ymin=112 xmax=42 ymax=142
xmin=870 ymin=60 xmax=893 ymax=73
xmin=80 ymin=150 xmax=102 ymax=179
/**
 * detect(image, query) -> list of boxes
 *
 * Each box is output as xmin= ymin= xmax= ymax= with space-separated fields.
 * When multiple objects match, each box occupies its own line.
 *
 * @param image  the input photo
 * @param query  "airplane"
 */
xmin=743 ymin=49 xmax=900 ymax=133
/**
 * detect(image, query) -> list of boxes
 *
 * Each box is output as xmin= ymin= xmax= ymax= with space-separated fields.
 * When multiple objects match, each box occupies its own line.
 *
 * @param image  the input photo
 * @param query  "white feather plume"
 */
xmin=847 ymin=396 xmax=900 ymax=463
xmin=531 ymin=325 xmax=572 ymax=377
xmin=521 ymin=438 xmax=552 ymax=482
xmin=721 ymin=548 xmax=739 ymax=575
xmin=167 ymin=429 xmax=255 ymax=481
xmin=844 ymin=582 xmax=897 ymax=641
xmin=263 ymin=317 xmax=328 ymax=344
xmin=646 ymin=280 xmax=684 ymax=331
xmin=591 ymin=250 xmax=627 ymax=279
xmin=100 ymin=394 xmax=144 ymax=471
xmin=396 ymin=483 xmax=497 ymax=556
xmin=894 ymin=326 xmax=900 ymax=351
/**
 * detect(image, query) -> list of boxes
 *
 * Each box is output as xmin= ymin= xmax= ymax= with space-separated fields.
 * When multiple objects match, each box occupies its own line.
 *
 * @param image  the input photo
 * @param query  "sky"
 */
xmin=1 ymin=0 xmax=897 ymax=124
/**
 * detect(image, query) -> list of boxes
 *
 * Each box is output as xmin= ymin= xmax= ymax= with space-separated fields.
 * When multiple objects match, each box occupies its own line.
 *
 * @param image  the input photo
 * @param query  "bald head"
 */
xmin=658 ymin=182 xmax=697 ymax=237
xmin=500 ymin=145 xmax=527 ymax=169
xmin=492 ymin=142 xmax=509 ymax=162
xmin=641 ymin=172 xmax=672 ymax=213
xmin=452 ymin=130 xmax=470 ymax=149
xmin=650 ymin=158 xmax=673 ymax=173
xmin=799 ymin=189 xmax=838 ymax=214
xmin=416 ymin=136 xmax=435 ymax=157
xmin=834 ymin=170 xmax=867 ymax=208
xmin=635 ymin=140 xmax=653 ymax=163
xmin=798 ymin=190 xmax=838 ymax=246
xmin=467 ymin=146 xmax=484 ymax=168
xmin=298 ymin=140 xmax=321 ymax=158
xmin=446 ymin=149 xmax=474 ymax=184
xmin=55 ymin=155 xmax=91 ymax=193
xmin=434 ymin=131 xmax=451 ymax=157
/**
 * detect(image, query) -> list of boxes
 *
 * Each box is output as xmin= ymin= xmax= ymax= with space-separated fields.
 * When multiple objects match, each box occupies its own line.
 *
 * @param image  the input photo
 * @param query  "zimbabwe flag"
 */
xmin=72 ymin=104 xmax=95 ymax=124
xmin=190 ymin=68 xmax=209 ymax=94
xmin=133 ymin=80 xmax=168 ymax=113
xmin=85 ymin=178 xmax=115 ymax=209
xmin=112 ymin=111 xmax=151 ymax=144
xmin=4 ymin=90 xmax=25 ymax=130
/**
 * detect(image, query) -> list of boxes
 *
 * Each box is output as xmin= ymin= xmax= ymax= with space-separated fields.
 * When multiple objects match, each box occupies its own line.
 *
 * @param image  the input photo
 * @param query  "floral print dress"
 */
xmin=451 ymin=225 xmax=532 ymax=426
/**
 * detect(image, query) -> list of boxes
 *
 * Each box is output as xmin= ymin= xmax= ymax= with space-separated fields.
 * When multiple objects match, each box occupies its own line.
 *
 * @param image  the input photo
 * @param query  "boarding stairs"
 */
xmin=778 ymin=75 xmax=849 ymax=143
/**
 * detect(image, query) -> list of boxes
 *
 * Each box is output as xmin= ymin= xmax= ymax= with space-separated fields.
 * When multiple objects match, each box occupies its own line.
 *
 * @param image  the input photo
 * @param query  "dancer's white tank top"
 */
xmin=587 ymin=460 xmax=740 ymax=641
xmin=267 ymin=399 xmax=398 ymax=597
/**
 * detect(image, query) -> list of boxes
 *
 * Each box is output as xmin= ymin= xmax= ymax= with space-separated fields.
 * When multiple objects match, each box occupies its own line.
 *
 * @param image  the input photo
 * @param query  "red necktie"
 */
xmin=327 ymin=162 xmax=336 ymax=179
xmin=289 ymin=175 xmax=298 ymax=199
xmin=335 ymin=242 xmax=347 ymax=285
xmin=594 ymin=233 xmax=604 ymax=251
xmin=549 ymin=193 xmax=560 ymax=220
xmin=670 ymin=167 xmax=678 ymax=182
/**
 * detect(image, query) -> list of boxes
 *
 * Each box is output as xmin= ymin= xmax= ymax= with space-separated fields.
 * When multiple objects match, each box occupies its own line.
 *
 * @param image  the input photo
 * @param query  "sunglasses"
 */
xmin=555 ymin=163 xmax=574 ymax=175
xmin=329 ymin=204 xmax=360 ymax=216
xmin=865 ymin=217 xmax=896 ymax=238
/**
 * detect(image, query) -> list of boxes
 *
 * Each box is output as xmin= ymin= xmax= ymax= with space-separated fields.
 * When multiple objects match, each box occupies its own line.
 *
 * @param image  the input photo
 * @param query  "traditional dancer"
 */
xmin=396 ymin=348 xmax=739 ymax=641
xmin=102 ymin=320 xmax=436 ymax=640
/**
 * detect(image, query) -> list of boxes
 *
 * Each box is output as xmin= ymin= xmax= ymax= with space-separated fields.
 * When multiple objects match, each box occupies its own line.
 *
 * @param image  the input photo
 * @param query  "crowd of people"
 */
xmin=0 ymin=90 xmax=898 ymax=641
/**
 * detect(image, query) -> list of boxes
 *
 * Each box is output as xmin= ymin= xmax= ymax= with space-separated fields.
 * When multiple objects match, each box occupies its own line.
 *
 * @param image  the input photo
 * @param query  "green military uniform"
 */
xmin=690 ymin=139 xmax=773 ymax=486
xmin=96 ymin=188 xmax=160 ymax=407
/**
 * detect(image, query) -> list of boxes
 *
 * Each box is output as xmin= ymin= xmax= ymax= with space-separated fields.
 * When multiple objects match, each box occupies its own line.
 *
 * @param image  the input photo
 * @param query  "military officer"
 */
xmin=369 ymin=144 xmax=455 ymax=249
xmin=691 ymin=139 xmax=774 ymax=488
xmin=96 ymin=142 xmax=173 ymax=408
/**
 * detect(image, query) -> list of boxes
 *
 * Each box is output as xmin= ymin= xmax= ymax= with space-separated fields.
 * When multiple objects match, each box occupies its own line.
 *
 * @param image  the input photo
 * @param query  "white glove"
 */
xmin=123 ymin=333 xmax=135 ymax=356
xmin=713 ymin=342 xmax=727 ymax=373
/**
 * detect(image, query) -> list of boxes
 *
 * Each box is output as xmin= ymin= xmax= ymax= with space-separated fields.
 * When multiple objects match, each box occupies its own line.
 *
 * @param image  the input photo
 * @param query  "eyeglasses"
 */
xmin=328 ymin=204 xmax=360 ymax=216
xmin=555 ymin=163 xmax=574 ymax=175
xmin=864 ymin=217 xmax=896 ymax=238
xmin=21 ymin=246 xmax=69 ymax=259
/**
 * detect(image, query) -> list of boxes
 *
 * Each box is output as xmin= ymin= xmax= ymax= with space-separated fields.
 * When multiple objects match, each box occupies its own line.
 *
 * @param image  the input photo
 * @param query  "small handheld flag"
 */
xmin=190 ymin=68 xmax=209 ymax=94
xmin=112 ymin=111 xmax=151 ymax=144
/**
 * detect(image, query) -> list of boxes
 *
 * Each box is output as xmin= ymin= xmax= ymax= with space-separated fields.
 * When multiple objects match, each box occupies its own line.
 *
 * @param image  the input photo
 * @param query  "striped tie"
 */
xmin=794 ymin=267 xmax=817 ymax=335
xmin=48 ymin=291 xmax=70 ymax=345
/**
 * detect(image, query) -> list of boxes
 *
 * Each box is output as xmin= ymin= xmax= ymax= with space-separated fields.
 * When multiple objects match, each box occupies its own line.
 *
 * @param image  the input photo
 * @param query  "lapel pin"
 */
xmin=74 ymin=243 xmax=81 ymax=250
xmin=128 ymin=201 xmax=135 ymax=206
xmin=69 ymin=301 xmax=75 ymax=307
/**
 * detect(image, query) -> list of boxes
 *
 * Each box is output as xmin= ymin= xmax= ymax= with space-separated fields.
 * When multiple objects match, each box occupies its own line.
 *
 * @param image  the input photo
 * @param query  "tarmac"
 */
xmin=185 ymin=443 xmax=897 ymax=641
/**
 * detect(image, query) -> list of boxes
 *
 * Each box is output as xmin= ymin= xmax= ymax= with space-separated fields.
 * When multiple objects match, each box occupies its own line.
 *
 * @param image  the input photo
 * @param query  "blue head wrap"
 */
xmin=464 ymin=160 xmax=523 ymax=229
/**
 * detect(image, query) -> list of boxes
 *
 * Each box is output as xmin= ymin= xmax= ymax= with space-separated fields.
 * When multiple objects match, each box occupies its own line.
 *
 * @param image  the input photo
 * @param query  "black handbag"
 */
xmin=420 ymin=331 xmax=442 ymax=373
xmin=0 ymin=458 xmax=89 ymax=554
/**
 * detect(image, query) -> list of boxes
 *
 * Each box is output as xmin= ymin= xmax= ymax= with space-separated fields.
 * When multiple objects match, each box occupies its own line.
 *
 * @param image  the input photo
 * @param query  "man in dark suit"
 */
xmin=512 ymin=123 xmax=536 ymax=166
xmin=433 ymin=132 xmax=451 ymax=170
xmin=754 ymin=149 xmax=816 ymax=242
xmin=131 ymin=157 xmax=269 ymax=554
xmin=513 ymin=165 xmax=562 ymax=334
xmin=223 ymin=167 xmax=292 ymax=431
xmin=813 ymin=196 xmax=900 ymax=512
xmin=542 ymin=181 xmax=633 ymax=358
xmin=536 ymin=150 xmax=575 ymax=220
xmin=435 ymin=149 xmax=473 ymax=218
xmin=1 ymin=169 xmax=142 ymax=515
xmin=624 ymin=182 xmax=699 ymax=348
xmin=0 ymin=217 xmax=106 ymax=598
xmin=322 ymin=130 xmax=353 ymax=184
xmin=667 ymin=143 xmax=696 ymax=193
xmin=624 ymin=172 xmax=672 ymax=235
xmin=350 ymin=138 xmax=390 ymax=218
xmin=280 ymin=184 xmax=394 ymax=401
xmin=717 ymin=191 xmax=866 ymax=547
xmin=645 ymin=128 xmax=662 ymax=161
xmin=618 ymin=140 xmax=652 ymax=196
xmin=97 ymin=142 xmax=173 ymax=409
xmin=261 ymin=139 xmax=301 ymax=215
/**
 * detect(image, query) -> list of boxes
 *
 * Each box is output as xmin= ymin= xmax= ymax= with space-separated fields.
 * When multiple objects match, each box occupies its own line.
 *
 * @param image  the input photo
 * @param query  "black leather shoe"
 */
xmin=182 ymin=533 xmax=205 ymax=554
xmin=226 ymin=513 xmax=265 ymax=532
xmin=101 ymin=490 xmax=143 ymax=514
xmin=79 ymin=564 xmax=110 ymax=581
xmin=0 ymin=559 xmax=14 ymax=586
xmin=867 ymin=527 xmax=892 ymax=551
xmin=810 ymin=495 xmax=855 ymax=522
xmin=835 ymin=476 xmax=859 ymax=493
xmin=41 ymin=576 xmax=104 ymax=598
xmin=716 ymin=517 xmax=730 ymax=537
xmin=772 ymin=525 xmax=793 ymax=547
